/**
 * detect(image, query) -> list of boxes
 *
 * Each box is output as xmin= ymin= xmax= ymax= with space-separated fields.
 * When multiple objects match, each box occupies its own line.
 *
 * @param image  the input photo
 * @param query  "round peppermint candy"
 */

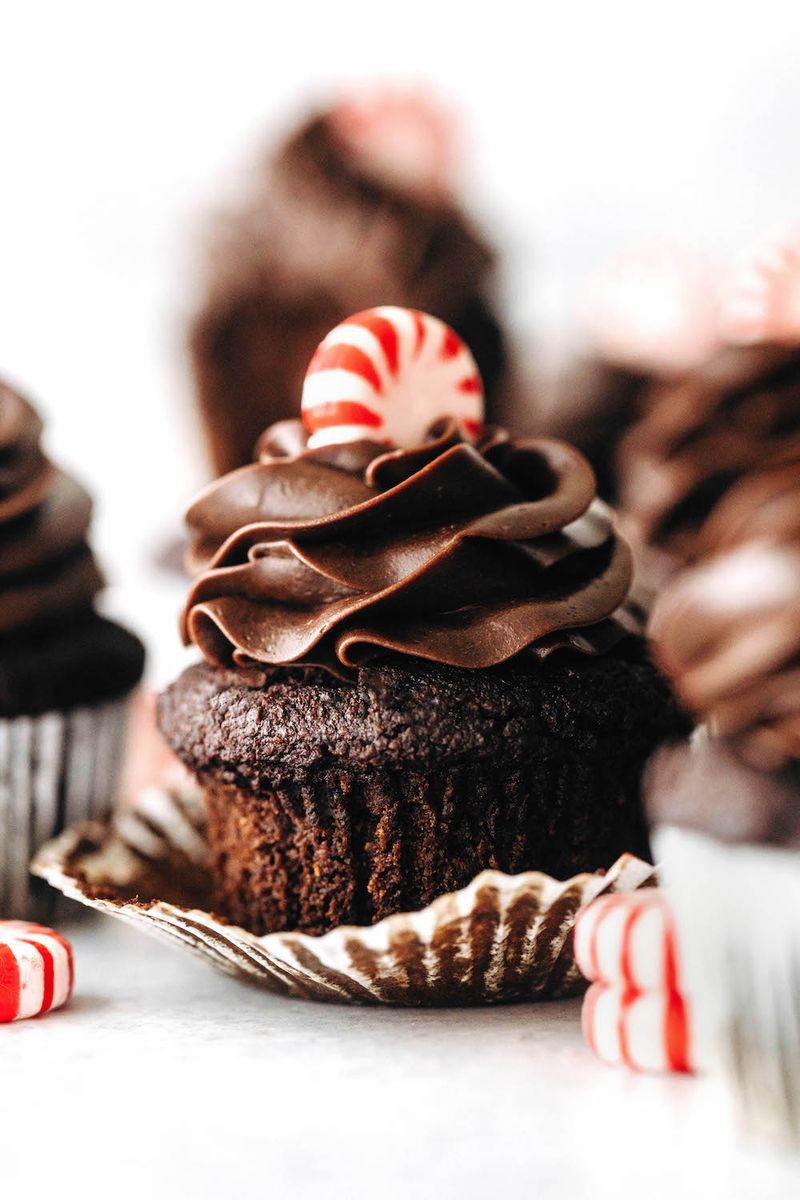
xmin=301 ymin=307 xmax=484 ymax=450
xmin=0 ymin=921 xmax=74 ymax=1022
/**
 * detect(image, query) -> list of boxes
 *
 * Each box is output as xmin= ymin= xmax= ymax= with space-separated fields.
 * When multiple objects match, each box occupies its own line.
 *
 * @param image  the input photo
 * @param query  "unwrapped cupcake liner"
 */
xmin=32 ymin=781 xmax=656 ymax=1005
xmin=1 ymin=697 xmax=131 ymax=919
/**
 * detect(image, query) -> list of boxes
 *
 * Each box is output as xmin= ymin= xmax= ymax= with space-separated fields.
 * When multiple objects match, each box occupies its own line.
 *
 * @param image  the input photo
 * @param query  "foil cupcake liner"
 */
xmin=32 ymin=781 xmax=655 ymax=1005
xmin=1 ymin=697 xmax=131 ymax=919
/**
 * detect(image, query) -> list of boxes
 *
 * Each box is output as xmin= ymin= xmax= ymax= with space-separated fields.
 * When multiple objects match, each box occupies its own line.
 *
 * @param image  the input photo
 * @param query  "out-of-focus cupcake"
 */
xmin=617 ymin=228 xmax=800 ymax=578
xmin=649 ymin=459 xmax=800 ymax=773
xmin=0 ymin=379 xmax=145 ymax=916
xmin=190 ymin=88 xmax=509 ymax=476
xmin=645 ymin=454 xmax=800 ymax=1146
xmin=550 ymin=246 xmax=720 ymax=501
xmin=159 ymin=306 xmax=688 ymax=937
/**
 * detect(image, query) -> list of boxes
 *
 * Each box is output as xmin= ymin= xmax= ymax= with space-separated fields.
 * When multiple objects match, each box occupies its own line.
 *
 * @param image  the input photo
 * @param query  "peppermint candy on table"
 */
xmin=582 ymin=982 xmax=693 ymax=1074
xmin=301 ymin=306 xmax=484 ymax=450
xmin=0 ymin=921 xmax=74 ymax=1022
xmin=574 ymin=891 xmax=694 ymax=1074
xmin=573 ymin=889 xmax=685 ymax=993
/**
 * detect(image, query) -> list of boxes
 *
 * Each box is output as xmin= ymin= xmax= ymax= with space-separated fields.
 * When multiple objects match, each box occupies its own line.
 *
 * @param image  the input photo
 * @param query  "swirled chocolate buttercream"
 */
xmin=617 ymin=342 xmax=800 ymax=562
xmin=181 ymin=418 xmax=635 ymax=671
xmin=0 ymin=380 xmax=102 ymax=633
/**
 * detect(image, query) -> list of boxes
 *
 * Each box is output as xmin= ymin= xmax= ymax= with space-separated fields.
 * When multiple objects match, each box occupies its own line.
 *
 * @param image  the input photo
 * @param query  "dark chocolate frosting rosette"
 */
xmin=0 ymin=380 xmax=103 ymax=633
xmin=182 ymin=307 xmax=633 ymax=673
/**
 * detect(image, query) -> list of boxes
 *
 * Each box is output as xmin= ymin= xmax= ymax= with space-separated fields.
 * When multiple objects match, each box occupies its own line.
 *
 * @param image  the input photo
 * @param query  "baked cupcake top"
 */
xmin=182 ymin=307 xmax=635 ymax=673
xmin=617 ymin=228 xmax=800 ymax=564
xmin=0 ymin=379 xmax=103 ymax=635
xmin=649 ymin=460 xmax=800 ymax=769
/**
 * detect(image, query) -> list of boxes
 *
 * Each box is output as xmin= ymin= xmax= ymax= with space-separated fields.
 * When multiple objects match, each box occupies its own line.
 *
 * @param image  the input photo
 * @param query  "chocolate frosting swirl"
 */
xmin=617 ymin=343 xmax=800 ymax=563
xmin=182 ymin=419 xmax=634 ymax=672
xmin=0 ymin=380 xmax=103 ymax=634
xmin=650 ymin=460 xmax=800 ymax=768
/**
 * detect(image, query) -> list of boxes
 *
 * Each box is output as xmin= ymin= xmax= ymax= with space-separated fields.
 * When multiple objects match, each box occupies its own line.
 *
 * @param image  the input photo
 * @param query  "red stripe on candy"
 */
xmin=21 ymin=939 xmax=54 ymax=1014
xmin=306 ymin=344 xmax=384 ymax=394
xmin=27 ymin=925 xmax=74 ymax=995
xmin=0 ymin=943 xmax=20 ymax=1022
xmin=412 ymin=311 xmax=426 ymax=357
xmin=620 ymin=901 xmax=645 ymax=989
xmin=462 ymin=418 xmax=483 ymax=439
xmin=345 ymin=313 xmax=400 ymax=376
xmin=303 ymin=401 xmax=384 ymax=433
xmin=458 ymin=375 xmax=482 ymax=394
xmin=663 ymin=920 xmax=691 ymax=1072
xmin=441 ymin=325 xmax=462 ymax=359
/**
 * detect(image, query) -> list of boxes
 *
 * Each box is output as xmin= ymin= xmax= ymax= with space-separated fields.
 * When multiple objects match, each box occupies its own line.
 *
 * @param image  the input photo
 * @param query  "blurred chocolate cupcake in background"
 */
xmin=649 ymin=458 xmax=800 ymax=773
xmin=0 ymin=378 xmax=145 ymax=917
xmin=547 ymin=246 xmax=720 ymax=501
xmin=189 ymin=87 xmax=510 ymax=477
xmin=616 ymin=228 xmax=800 ymax=581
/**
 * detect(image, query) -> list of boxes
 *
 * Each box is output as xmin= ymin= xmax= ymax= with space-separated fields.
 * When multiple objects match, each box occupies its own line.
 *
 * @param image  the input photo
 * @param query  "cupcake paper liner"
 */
xmin=1 ymin=697 xmax=131 ymax=919
xmin=32 ymin=781 xmax=655 ymax=1005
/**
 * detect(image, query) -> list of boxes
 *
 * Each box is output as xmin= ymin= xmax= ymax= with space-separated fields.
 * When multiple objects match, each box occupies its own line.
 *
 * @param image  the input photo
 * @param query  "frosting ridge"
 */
xmin=182 ymin=418 xmax=634 ymax=671
xmin=0 ymin=380 xmax=103 ymax=634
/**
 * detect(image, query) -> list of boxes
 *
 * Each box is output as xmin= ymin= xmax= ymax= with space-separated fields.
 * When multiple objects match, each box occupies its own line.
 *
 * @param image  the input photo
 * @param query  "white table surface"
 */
xmin=3 ymin=903 xmax=799 ymax=1200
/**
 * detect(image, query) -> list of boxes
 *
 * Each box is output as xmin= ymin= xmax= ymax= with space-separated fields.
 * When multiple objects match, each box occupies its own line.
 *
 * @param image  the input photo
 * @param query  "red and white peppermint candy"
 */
xmin=573 ymin=889 xmax=686 ymax=993
xmin=582 ymin=983 xmax=694 ymax=1073
xmin=301 ymin=306 xmax=484 ymax=450
xmin=328 ymin=86 xmax=459 ymax=199
xmin=0 ymin=921 xmax=74 ymax=1022
xmin=574 ymin=891 xmax=694 ymax=1073
xmin=721 ymin=224 xmax=800 ymax=345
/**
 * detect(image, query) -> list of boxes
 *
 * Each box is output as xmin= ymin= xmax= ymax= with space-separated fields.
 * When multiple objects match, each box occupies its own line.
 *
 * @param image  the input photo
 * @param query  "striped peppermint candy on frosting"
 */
xmin=0 ymin=921 xmax=74 ymax=1022
xmin=721 ymin=224 xmax=800 ymax=345
xmin=301 ymin=306 xmax=484 ymax=450
xmin=574 ymin=891 xmax=694 ymax=1073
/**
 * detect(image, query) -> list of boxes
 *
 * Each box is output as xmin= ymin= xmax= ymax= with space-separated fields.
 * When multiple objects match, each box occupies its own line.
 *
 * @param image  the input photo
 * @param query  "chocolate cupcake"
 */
xmin=0 ymin=379 xmax=145 ymax=916
xmin=649 ymin=459 xmax=800 ymax=772
xmin=551 ymin=247 xmax=720 ymax=502
xmin=617 ymin=231 xmax=800 ymax=573
xmin=159 ymin=307 xmax=687 ymax=937
xmin=190 ymin=90 xmax=507 ymax=476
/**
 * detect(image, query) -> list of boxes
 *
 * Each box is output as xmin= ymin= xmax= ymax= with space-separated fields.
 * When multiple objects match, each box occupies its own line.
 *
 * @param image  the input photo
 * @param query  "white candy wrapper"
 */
xmin=1 ymin=697 xmax=130 ymax=919
xmin=33 ymin=783 xmax=655 ymax=1005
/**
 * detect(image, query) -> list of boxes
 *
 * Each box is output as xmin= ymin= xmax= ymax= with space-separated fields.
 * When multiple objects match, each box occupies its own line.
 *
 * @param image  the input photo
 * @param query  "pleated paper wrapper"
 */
xmin=1 ymin=697 xmax=131 ymax=920
xmin=33 ymin=781 xmax=655 ymax=1006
